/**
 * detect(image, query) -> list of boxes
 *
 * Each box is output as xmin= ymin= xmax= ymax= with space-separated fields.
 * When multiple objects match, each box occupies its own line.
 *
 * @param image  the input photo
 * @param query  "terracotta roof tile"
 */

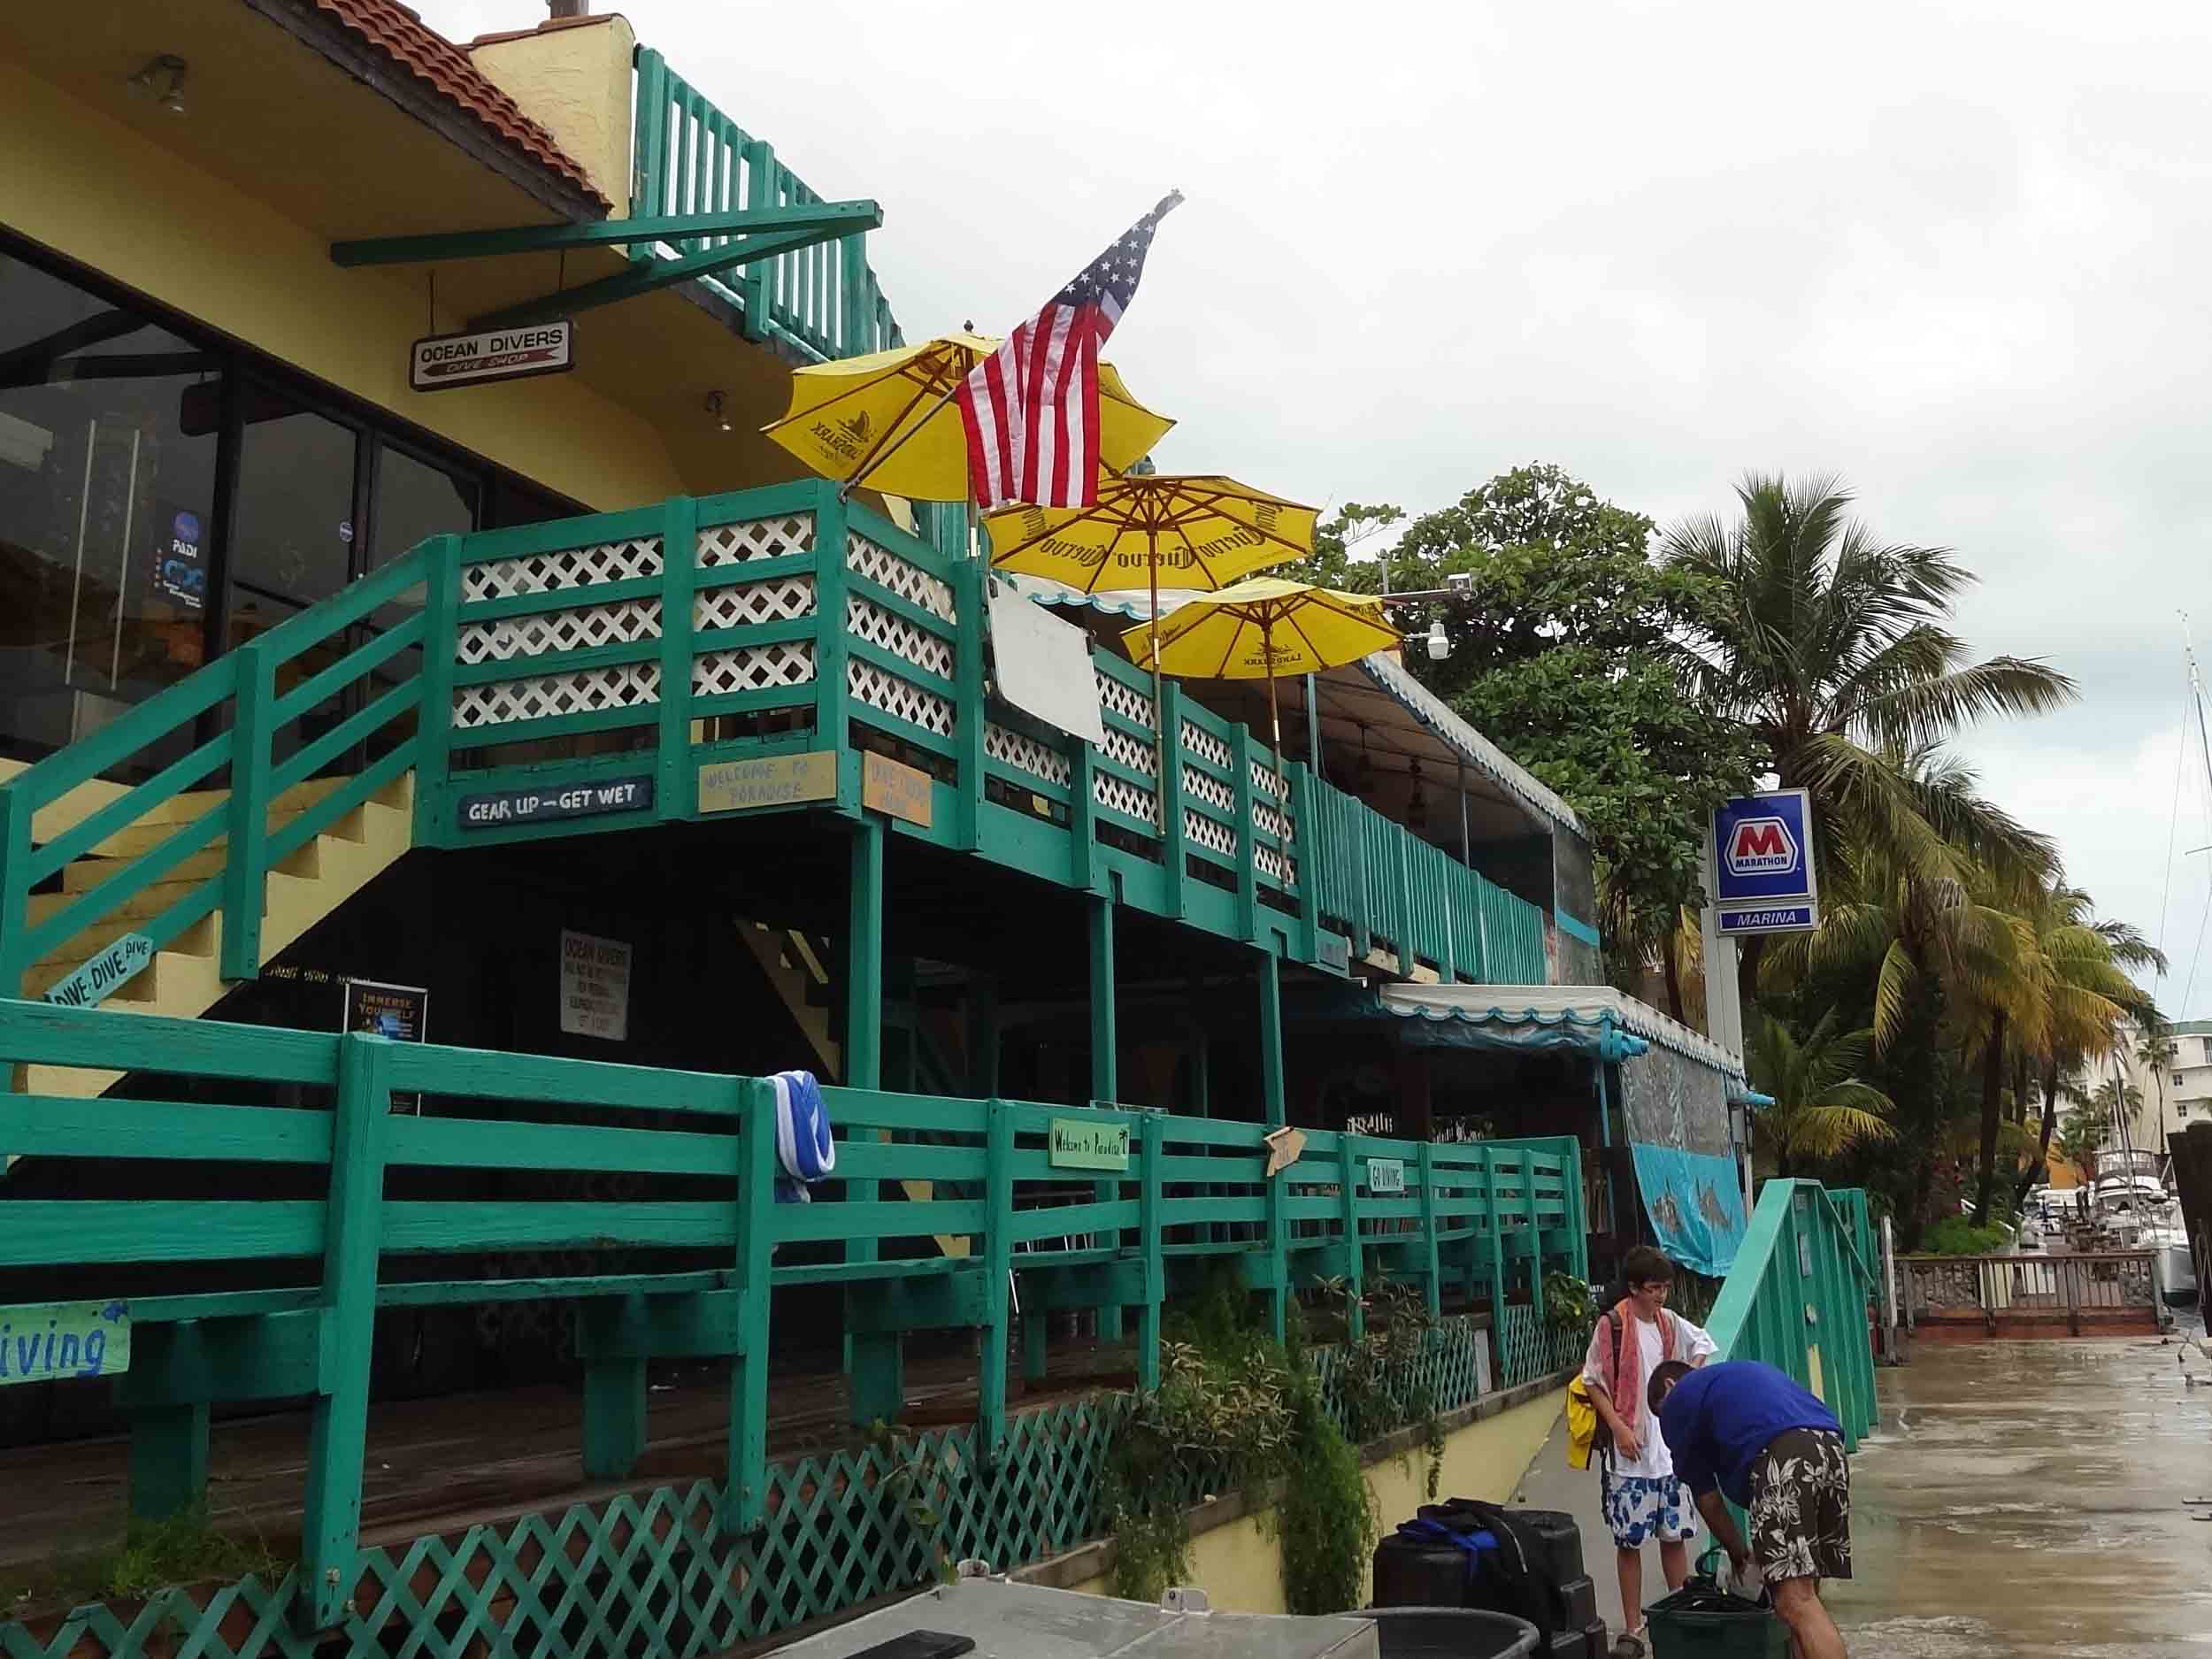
xmin=305 ymin=0 xmax=611 ymax=211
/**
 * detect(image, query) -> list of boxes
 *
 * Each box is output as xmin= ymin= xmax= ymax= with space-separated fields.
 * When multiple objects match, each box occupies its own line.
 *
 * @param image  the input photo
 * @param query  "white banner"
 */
xmin=987 ymin=583 xmax=1107 ymax=747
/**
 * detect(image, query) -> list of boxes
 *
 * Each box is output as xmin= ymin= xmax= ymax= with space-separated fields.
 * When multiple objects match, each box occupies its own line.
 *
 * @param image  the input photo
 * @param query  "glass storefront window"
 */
xmin=0 ymin=254 xmax=219 ymax=770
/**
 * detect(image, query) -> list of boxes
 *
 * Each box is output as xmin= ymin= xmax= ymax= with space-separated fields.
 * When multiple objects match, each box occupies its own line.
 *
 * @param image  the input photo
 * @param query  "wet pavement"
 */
xmin=1831 ymin=1319 xmax=2212 ymax=1658
xmin=1517 ymin=1317 xmax=2212 ymax=1655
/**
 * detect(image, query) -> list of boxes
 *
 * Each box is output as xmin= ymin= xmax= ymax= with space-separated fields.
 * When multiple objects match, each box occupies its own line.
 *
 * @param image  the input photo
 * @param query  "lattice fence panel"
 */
xmin=850 ymin=661 xmax=955 ymax=738
xmin=847 ymin=596 xmax=954 ymax=678
xmin=694 ymin=576 xmax=815 ymax=630
xmin=462 ymin=538 xmax=664 ymax=602
xmin=453 ymin=664 xmax=662 ymax=731
xmin=697 ymin=515 xmax=815 ymax=567
xmin=1179 ymin=721 xmax=1231 ymax=769
xmin=456 ymin=603 xmax=659 ymax=672
xmin=847 ymin=533 xmax=956 ymax=621
xmin=1495 ymin=1302 xmax=1577 ymax=1388
xmin=694 ymin=643 xmax=816 ymax=697
xmin=985 ymin=723 xmax=1073 ymax=787
xmin=1180 ymin=764 xmax=1233 ymax=815
xmin=1097 ymin=672 xmax=1155 ymax=733
xmin=1182 ymin=809 xmax=1236 ymax=856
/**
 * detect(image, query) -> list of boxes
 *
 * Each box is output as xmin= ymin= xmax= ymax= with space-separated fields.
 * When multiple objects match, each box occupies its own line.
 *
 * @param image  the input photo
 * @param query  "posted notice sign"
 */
xmin=1048 ymin=1118 xmax=1131 ymax=1172
xmin=410 ymin=320 xmax=573 ymax=393
xmin=1712 ymin=788 xmax=1818 ymax=935
xmin=559 ymin=929 xmax=631 ymax=1041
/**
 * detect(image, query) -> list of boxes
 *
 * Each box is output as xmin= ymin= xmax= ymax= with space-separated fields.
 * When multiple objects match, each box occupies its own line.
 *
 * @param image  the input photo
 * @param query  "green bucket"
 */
xmin=1643 ymin=1578 xmax=1790 ymax=1658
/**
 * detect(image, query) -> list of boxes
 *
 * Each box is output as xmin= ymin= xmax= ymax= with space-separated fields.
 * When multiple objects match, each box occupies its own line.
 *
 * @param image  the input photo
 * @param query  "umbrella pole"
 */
xmin=1265 ymin=615 xmax=1288 ymax=838
xmin=1150 ymin=553 xmax=1166 ymax=835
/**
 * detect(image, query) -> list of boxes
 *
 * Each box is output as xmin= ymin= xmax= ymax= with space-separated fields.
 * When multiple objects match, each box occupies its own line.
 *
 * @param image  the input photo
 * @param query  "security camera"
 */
xmin=1425 ymin=620 xmax=1450 ymax=661
xmin=1444 ymin=572 xmax=1471 ymax=594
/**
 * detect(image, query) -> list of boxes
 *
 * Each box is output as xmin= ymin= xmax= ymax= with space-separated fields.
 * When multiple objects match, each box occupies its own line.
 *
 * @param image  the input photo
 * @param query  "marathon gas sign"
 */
xmin=1712 ymin=788 xmax=1818 ymax=934
xmin=410 ymin=320 xmax=574 ymax=393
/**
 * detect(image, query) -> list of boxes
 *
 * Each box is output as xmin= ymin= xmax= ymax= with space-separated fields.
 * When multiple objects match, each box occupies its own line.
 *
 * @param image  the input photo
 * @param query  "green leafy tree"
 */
xmin=1317 ymin=465 xmax=1764 ymax=1010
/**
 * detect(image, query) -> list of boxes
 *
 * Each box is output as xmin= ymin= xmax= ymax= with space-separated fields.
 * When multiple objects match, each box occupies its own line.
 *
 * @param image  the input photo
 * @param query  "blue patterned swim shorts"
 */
xmin=1600 ymin=1468 xmax=1699 ymax=1549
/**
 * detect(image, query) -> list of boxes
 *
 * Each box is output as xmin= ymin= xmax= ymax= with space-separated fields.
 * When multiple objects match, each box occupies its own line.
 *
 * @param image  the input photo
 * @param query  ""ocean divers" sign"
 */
xmin=410 ymin=321 xmax=574 ymax=393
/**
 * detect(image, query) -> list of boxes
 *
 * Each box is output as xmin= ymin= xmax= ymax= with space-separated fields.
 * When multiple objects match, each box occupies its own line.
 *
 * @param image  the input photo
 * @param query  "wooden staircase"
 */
xmin=6 ymin=760 xmax=414 ymax=1100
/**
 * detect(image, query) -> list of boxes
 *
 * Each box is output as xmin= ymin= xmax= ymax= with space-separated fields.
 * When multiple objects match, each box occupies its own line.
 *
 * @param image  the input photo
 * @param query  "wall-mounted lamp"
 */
xmin=1424 ymin=619 xmax=1449 ymax=661
xmin=128 ymin=55 xmax=188 ymax=115
xmin=704 ymin=391 xmax=731 ymax=433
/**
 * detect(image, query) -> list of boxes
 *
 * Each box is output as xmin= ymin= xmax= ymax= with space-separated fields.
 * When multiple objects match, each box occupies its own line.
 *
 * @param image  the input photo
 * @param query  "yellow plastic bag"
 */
xmin=1564 ymin=1375 xmax=1598 ymax=1470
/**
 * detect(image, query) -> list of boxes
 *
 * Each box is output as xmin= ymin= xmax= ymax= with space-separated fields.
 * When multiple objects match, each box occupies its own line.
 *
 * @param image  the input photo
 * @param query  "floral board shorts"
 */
xmin=1747 ymin=1427 xmax=1853 ymax=1582
xmin=1600 ymin=1466 xmax=1698 ymax=1549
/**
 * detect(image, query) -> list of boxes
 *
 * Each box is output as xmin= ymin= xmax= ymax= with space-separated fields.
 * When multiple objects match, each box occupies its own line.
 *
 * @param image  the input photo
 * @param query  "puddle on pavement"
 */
xmin=1831 ymin=1323 xmax=2212 ymax=1658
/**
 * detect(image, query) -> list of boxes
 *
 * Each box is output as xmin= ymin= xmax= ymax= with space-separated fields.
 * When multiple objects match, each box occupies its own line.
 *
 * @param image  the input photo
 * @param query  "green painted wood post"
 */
xmin=411 ymin=536 xmax=461 ymax=847
xmin=846 ymin=817 xmax=901 ymax=1425
xmin=813 ymin=488 xmax=852 ymax=757
xmin=1136 ymin=1115 xmax=1164 ymax=1388
xmin=839 ymin=233 xmax=870 ymax=358
xmin=979 ymin=1096 xmax=1013 ymax=1460
xmin=1289 ymin=761 xmax=1319 ymax=965
xmin=129 ymin=1402 xmax=210 ymax=1523
xmin=1158 ymin=681 xmax=1187 ymax=918
xmin=1259 ymin=949 xmax=1288 ymax=1340
xmin=298 ymin=1033 xmax=389 ymax=1632
xmin=1071 ymin=741 xmax=1102 ymax=893
xmin=1417 ymin=1141 xmax=1442 ymax=1317
xmin=219 ymin=641 xmax=274 ymax=981
xmin=1481 ymin=1145 xmax=1507 ymax=1322
xmin=1089 ymin=894 xmax=1123 ymax=1341
xmin=631 ymin=50 xmax=668 ymax=247
xmin=1525 ymin=1151 xmax=1547 ymax=1326
xmin=1231 ymin=724 xmax=1259 ymax=942
xmin=580 ymin=1340 xmax=645 ymax=1480
xmin=657 ymin=497 xmax=701 ymax=818
xmin=1337 ymin=1133 xmax=1364 ymax=1339
xmin=729 ymin=1075 xmax=776 ymax=1527
xmin=738 ymin=139 xmax=775 ymax=337
xmin=0 ymin=785 xmax=30 ymax=995
xmin=955 ymin=552 xmax=986 ymax=850
xmin=1349 ymin=796 xmax=1373 ymax=962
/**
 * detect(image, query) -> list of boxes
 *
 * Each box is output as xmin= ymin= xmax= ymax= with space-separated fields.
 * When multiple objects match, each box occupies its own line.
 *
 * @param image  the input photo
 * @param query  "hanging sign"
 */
xmin=862 ymin=751 xmax=933 ymax=827
xmin=0 ymin=1301 xmax=130 ymax=1386
xmin=1048 ymin=1118 xmax=1131 ymax=1171
xmin=559 ymin=929 xmax=631 ymax=1041
xmin=410 ymin=320 xmax=574 ymax=393
xmin=1711 ymin=788 xmax=1819 ymax=935
xmin=457 ymin=774 xmax=652 ymax=831
xmin=1365 ymin=1157 xmax=1407 ymax=1195
xmin=699 ymin=752 xmax=838 ymax=814
xmin=42 ymin=933 xmax=153 ymax=1010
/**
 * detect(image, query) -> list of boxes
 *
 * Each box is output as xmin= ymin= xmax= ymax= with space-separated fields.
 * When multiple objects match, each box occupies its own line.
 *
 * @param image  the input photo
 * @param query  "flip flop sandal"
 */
xmin=1609 ymin=1631 xmax=1649 ymax=1659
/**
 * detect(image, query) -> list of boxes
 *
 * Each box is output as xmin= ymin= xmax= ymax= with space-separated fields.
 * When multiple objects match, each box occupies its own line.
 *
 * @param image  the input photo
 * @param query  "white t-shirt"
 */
xmin=1579 ymin=1308 xmax=1717 ymax=1481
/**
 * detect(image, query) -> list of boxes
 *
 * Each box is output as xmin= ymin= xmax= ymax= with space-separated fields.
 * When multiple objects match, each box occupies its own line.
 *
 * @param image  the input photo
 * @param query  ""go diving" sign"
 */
xmin=0 ymin=1302 xmax=130 ymax=1386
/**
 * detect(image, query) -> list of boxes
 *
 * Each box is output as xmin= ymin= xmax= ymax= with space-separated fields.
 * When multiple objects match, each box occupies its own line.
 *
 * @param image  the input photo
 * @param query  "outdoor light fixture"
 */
xmin=128 ymin=55 xmax=188 ymax=115
xmin=1425 ymin=619 xmax=1450 ymax=661
xmin=704 ymin=391 xmax=731 ymax=432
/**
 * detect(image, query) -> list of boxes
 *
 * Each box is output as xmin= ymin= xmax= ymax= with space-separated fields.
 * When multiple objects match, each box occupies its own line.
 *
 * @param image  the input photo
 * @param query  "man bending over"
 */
xmin=1648 ymin=1358 xmax=1853 ymax=1659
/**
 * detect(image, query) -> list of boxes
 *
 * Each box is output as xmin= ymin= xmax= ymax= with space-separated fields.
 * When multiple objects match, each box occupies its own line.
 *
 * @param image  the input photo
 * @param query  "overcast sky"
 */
xmin=427 ymin=0 xmax=2212 ymax=1011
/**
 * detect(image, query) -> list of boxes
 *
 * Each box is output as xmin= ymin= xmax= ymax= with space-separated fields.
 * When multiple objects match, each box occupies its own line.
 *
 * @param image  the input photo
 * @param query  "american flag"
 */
xmin=956 ymin=196 xmax=1178 ymax=511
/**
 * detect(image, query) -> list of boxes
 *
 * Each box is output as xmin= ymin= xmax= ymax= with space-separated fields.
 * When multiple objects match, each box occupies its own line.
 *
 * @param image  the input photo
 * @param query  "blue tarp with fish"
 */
xmin=1631 ymin=1144 xmax=1747 ymax=1278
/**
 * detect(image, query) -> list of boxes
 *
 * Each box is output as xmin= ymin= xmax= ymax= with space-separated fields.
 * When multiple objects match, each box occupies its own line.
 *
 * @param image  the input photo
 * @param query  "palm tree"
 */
xmin=1745 ymin=1010 xmax=1895 ymax=1171
xmin=1662 ymin=475 xmax=2075 ymax=937
xmin=1964 ymin=880 xmax=2159 ymax=1224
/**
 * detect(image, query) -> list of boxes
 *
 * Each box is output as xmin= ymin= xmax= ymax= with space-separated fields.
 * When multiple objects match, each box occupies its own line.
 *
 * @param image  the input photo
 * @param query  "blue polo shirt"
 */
xmin=1657 ymin=1360 xmax=1842 ymax=1507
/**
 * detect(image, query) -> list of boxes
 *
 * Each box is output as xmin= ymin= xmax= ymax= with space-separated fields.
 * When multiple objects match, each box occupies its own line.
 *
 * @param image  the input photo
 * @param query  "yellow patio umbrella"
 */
xmin=985 ymin=472 xmax=1317 ymax=805
xmin=1120 ymin=577 xmax=1400 ymax=801
xmin=760 ymin=333 xmax=1174 ymax=503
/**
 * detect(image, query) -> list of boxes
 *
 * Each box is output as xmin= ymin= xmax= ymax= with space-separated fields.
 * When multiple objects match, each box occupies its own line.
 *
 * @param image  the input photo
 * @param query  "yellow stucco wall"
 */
xmin=1060 ymin=1388 xmax=1566 ymax=1613
xmin=468 ymin=18 xmax=635 ymax=218
xmin=0 ymin=55 xmax=683 ymax=512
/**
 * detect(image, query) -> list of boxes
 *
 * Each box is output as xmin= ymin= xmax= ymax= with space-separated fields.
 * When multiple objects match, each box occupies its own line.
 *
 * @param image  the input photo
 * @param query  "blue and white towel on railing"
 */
xmin=772 ymin=1069 xmax=835 ymax=1204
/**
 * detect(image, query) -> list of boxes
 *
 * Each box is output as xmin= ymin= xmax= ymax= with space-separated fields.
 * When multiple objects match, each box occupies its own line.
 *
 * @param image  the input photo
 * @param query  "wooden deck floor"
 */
xmin=0 ymin=1340 xmax=1133 ymax=1574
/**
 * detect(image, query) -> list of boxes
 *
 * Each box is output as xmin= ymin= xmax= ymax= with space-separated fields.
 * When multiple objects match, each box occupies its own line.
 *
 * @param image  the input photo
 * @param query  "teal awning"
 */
xmin=1378 ymin=984 xmax=1748 ymax=1081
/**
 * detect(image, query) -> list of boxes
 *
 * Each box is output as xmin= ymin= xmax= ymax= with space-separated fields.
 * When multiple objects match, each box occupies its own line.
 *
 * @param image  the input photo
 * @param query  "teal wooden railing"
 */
xmin=0 ymin=548 xmax=432 ymax=1000
xmin=0 ymin=480 xmax=1556 ymax=1004
xmin=0 ymin=997 xmax=1584 ymax=1634
xmin=632 ymin=48 xmax=900 ymax=361
xmin=1704 ymin=1179 xmax=1879 ymax=1446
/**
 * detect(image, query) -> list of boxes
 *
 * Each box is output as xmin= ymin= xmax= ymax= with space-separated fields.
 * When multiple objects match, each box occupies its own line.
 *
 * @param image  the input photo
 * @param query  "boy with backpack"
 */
xmin=1579 ymin=1246 xmax=1715 ymax=1658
